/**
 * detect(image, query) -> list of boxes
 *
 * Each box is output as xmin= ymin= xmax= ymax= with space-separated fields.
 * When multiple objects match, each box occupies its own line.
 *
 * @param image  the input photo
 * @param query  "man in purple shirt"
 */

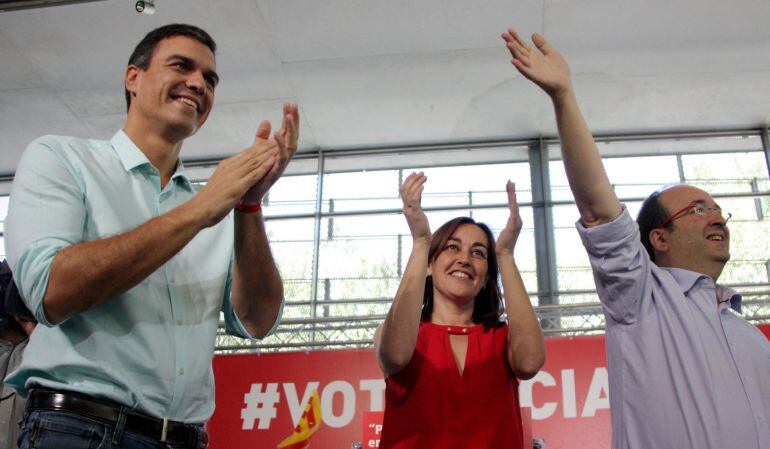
xmin=502 ymin=28 xmax=770 ymax=449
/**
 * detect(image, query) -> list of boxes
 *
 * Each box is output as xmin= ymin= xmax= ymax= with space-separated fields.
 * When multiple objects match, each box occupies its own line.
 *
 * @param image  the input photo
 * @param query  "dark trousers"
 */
xmin=19 ymin=410 xmax=207 ymax=449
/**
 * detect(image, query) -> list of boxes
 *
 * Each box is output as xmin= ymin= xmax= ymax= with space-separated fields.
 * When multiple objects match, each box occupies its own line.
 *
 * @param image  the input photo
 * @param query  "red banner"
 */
xmin=361 ymin=411 xmax=383 ymax=448
xmin=210 ymin=349 xmax=382 ymax=449
xmin=209 ymin=324 xmax=770 ymax=449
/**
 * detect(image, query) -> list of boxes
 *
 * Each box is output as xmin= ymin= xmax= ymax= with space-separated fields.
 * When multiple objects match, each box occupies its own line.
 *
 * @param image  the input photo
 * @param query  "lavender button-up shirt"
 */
xmin=577 ymin=208 xmax=770 ymax=449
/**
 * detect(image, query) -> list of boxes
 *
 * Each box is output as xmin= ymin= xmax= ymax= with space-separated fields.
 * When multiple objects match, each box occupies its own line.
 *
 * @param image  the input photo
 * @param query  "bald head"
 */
xmin=656 ymin=185 xmax=712 ymax=210
xmin=641 ymin=184 xmax=730 ymax=280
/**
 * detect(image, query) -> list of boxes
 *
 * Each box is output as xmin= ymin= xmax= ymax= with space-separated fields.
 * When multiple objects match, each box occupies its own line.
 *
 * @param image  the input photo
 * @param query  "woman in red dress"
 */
xmin=375 ymin=172 xmax=546 ymax=449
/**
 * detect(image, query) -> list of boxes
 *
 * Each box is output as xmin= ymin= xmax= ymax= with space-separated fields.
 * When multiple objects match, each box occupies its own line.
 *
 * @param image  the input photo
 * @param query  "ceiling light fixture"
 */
xmin=135 ymin=0 xmax=154 ymax=14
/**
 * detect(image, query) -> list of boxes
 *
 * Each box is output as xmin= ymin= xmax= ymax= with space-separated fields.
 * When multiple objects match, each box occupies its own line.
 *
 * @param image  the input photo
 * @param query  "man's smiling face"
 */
xmin=126 ymin=35 xmax=218 ymax=139
xmin=656 ymin=185 xmax=731 ymax=277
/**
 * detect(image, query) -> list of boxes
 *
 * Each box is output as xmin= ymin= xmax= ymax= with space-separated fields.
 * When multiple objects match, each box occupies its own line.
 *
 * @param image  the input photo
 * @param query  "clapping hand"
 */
xmin=240 ymin=103 xmax=300 ymax=206
xmin=399 ymin=172 xmax=431 ymax=242
xmin=495 ymin=181 xmax=523 ymax=256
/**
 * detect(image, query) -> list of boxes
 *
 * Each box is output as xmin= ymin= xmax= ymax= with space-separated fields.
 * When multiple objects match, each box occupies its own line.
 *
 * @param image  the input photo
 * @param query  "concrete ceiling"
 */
xmin=1 ymin=0 xmax=769 ymax=174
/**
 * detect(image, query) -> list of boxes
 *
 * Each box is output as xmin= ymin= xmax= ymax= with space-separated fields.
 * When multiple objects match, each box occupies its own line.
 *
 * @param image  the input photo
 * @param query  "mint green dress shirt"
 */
xmin=4 ymin=131 xmax=280 ymax=422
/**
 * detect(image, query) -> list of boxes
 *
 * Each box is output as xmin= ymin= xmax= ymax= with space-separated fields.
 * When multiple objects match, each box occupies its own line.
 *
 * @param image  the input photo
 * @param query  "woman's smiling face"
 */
xmin=429 ymin=223 xmax=490 ymax=306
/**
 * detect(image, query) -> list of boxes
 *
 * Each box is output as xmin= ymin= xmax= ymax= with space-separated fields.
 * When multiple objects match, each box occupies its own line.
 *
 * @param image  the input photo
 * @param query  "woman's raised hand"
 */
xmin=399 ymin=172 xmax=431 ymax=241
xmin=495 ymin=181 xmax=523 ymax=256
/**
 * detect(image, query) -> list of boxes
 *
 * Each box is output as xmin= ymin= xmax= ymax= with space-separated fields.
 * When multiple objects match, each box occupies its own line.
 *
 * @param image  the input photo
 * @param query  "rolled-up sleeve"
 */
xmin=576 ymin=208 xmax=652 ymax=325
xmin=219 ymin=257 xmax=284 ymax=340
xmin=6 ymin=137 xmax=86 ymax=326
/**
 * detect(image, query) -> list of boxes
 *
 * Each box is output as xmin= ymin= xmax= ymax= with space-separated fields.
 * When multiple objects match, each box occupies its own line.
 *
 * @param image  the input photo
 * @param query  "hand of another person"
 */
xmin=241 ymin=103 xmax=300 ymax=206
xmin=495 ymin=181 xmax=523 ymax=256
xmin=400 ymin=172 xmax=431 ymax=242
xmin=501 ymin=28 xmax=572 ymax=99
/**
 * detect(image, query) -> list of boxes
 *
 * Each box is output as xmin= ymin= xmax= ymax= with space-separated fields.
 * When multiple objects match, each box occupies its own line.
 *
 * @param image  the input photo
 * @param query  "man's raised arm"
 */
xmin=502 ymin=28 xmax=622 ymax=226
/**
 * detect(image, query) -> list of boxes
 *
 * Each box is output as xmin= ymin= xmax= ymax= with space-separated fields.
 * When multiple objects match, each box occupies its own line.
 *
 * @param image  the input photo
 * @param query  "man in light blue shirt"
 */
xmin=5 ymin=24 xmax=299 ymax=448
xmin=503 ymin=28 xmax=770 ymax=449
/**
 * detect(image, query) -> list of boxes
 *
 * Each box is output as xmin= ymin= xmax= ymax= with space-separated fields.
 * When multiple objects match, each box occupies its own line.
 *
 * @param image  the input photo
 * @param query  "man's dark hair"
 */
xmin=124 ymin=24 xmax=217 ymax=111
xmin=636 ymin=190 xmax=673 ymax=263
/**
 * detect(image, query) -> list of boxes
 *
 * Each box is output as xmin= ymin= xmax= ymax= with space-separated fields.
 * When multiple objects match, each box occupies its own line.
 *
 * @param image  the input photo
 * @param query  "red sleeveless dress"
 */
xmin=379 ymin=322 xmax=524 ymax=449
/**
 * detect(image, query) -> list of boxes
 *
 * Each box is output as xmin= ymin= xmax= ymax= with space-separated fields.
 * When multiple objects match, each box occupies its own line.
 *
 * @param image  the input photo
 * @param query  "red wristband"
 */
xmin=235 ymin=201 xmax=262 ymax=214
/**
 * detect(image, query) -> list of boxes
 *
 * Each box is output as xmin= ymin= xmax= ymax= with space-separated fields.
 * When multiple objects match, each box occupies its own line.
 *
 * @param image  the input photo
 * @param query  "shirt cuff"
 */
xmin=226 ymin=300 xmax=284 ymax=340
xmin=13 ymin=241 xmax=65 ymax=328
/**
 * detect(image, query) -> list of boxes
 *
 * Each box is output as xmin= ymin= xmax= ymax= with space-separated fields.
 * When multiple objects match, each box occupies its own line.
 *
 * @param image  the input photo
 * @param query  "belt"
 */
xmin=26 ymin=389 xmax=207 ymax=447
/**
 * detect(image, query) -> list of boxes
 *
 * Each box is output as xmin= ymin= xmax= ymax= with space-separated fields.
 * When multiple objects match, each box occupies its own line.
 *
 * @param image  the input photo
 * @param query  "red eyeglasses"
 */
xmin=657 ymin=203 xmax=732 ymax=229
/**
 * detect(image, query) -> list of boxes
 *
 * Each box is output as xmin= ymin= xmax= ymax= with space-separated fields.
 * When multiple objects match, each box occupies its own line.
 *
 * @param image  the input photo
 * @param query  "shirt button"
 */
xmin=758 ymin=416 xmax=764 ymax=421
xmin=179 ymin=369 xmax=184 ymax=376
xmin=176 ymin=320 xmax=183 ymax=326
xmin=447 ymin=327 xmax=452 ymax=332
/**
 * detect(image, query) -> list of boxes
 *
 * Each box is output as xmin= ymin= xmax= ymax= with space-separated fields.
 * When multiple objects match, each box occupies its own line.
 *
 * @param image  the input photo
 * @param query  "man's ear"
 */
xmin=649 ymin=228 xmax=670 ymax=253
xmin=125 ymin=65 xmax=140 ymax=99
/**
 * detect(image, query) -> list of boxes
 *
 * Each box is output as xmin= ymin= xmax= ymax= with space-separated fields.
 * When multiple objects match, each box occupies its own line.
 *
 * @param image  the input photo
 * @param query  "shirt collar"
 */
xmin=716 ymin=285 xmax=742 ymax=313
xmin=662 ymin=267 xmax=742 ymax=313
xmin=111 ymin=130 xmax=152 ymax=172
xmin=171 ymin=160 xmax=194 ymax=192
xmin=110 ymin=130 xmax=194 ymax=192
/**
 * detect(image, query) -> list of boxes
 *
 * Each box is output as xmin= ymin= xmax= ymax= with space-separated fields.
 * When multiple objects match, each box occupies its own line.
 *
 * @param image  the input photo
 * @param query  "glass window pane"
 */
xmin=681 ymin=152 xmax=769 ymax=194
xmin=322 ymin=170 xmax=400 ymax=213
xmin=550 ymin=134 xmax=762 ymax=159
xmin=264 ymin=170 xmax=319 ymax=216
xmin=419 ymin=163 xmax=533 ymax=208
xmin=552 ymin=203 xmax=594 ymax=294
xmin=266 ymin=218 xmax=315 ymax=319
xmin=717 ymin=196 xmax=770 ymax=285
xmin=317 ymin=214 xmax=403 ymax=321
xmin=550 ymin=156 xmax=682 ymax=203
